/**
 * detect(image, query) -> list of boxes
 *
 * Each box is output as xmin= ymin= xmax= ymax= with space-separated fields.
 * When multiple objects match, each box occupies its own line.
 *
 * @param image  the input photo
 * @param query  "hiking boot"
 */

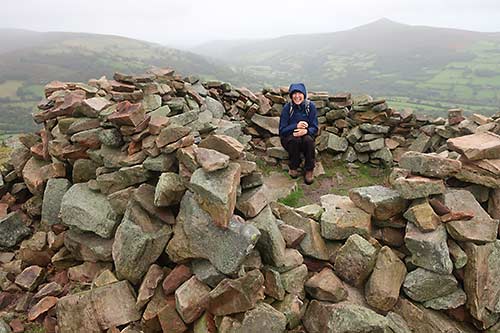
xmin=289 ymin=169 xmax=300 ymax=179
xmin=304 ymin=170 xmax=314 ymax=185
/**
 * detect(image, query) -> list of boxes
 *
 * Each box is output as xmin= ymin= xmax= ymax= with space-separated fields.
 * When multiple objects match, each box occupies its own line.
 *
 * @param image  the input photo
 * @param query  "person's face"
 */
xmin=292 ymin=91 xmax=305 ymax=105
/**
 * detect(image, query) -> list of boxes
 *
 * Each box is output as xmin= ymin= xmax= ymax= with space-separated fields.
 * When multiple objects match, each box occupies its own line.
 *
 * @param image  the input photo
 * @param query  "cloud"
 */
xmin=1 ymin=0 xmax=500 ymax=47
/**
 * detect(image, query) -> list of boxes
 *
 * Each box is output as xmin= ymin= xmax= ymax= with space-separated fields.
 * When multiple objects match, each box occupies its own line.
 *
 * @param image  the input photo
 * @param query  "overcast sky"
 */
xmin=2 ymin=0 xmax=500 ymax=48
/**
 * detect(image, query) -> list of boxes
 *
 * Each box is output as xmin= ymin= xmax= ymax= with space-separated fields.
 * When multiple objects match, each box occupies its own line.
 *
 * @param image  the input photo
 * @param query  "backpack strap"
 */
xmin=289 ymin=99 xmax=311 ymax=118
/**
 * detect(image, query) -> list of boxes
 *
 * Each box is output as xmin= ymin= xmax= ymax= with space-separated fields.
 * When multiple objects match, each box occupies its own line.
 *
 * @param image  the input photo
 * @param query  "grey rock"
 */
xmin=359 ymin=123 xmax=390 ymax=134
xmin=370 ymin=147 xmax=393 ymax=165
xmin=72 ymin=159 xmax=99 ymax=183
xmin=181 ymin=191 xmax=260 ymax=275
xmin=447 ymin=239 xmax=468 ymax=270
xmin=188 ymin=162 xmax=240 ymax=228
xmin=444 ymin=189 xmax=499 ymax=243
xmin=464 ymin=241 xmax=500 ymax=329
xmin=96 ymin=165 xmax=152 ymax=195
xmin=267 ymin=147 xmax=288 ymax=160
xmin=57 ymin=280 xmax=141 ymax=333
xmin=41 ymin=178 xmax=71 ymax=226
xmin=386 ymin=312 xmax=412 ymax=333
xmin=354 ymin=138 xmax=385 ymax=152
xmin=191 ymin=259 xmax=226 ymax=288
xmin=320 ymin=194 xmax=371 ymax=240
xmin=248 ymin=206 xmax=286 ymax=267
xmin=64 ymin=228 xmax=114 ymax=262
xmin=343 ymin=146 xmax=358 ymax=162
xmin=169 ymin=110 xmax=199 ymax=127
xmin=346 ymin=127 xmax=363 ymax=144
xmin=423 ymin=288 xmax=467 ymax=310
xmin=239 ymin=302 xmax=287 ymax=333
xmin=194 ymin=147 xmax=230 ymax=172
xmin=154 ymin=172 xmax=186 ymax=207
xmin=393 ymin=175 xmax=446 ymax=200
xmin=112 ymin=201 xmax=172 ymax=284
xmin=143 ymin=94 xmax=162 ymax=112
xmin=99 ymin=128 xmax=123 ymax=147
xmin=60 ymin=183 xmax=120 ymax=239
xmin=236 ymin=185 xmax=268 ymax=219
xmin=251 ymin=114 xmax=280 ymax=135
xmin=349 ymin=185 xmax=407 ymax=220
xmin=409 ymin=132 xmax=432 ymax=153
xmin=143 ymin=154 xmax=176 ymax=172
xmin=334 ymin=234 xmax=377 ymax=287
xmin=273 ymin=293 xmax=307 ymax=329
xmin=273 ymin=203 xmax=329 ymax=261
xmin=403 ymin=268 xmax=459 ymax=302
xmin=0 ymin=212 xmax=31 ymax=249
xmin=404 ymin=222 xmax=453 ymax=274
xmin=240 ymin=172 xmax=264 ymax=190
xmin=0 ymin=319 xmax=11 ymax=333
xmin=281 ymin=264 xmax=308 ymax=297
xmin=303 ymin=300 xmax=392 ymax=333
xmin=205 ymin=96 xmax=225 ymax=118
xmin=327 ymin=133 xmax=349 ymax=153
xmin=399 ymin=151 xmax=462 ymax=178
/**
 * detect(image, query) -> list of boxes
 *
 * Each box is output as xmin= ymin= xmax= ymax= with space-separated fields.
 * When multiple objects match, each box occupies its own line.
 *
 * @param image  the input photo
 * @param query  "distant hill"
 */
xmin=193 ymin=18 xmax=500 ymax=116
xmin=0 ymin=29 xmax=236 ymax=133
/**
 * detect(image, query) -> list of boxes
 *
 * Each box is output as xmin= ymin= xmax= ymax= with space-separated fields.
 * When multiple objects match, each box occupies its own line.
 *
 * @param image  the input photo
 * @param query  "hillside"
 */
xmin=193 ymin=18 xmax=500 ymax=116
xmin=0 ymin=29 xmax=236 ymax=133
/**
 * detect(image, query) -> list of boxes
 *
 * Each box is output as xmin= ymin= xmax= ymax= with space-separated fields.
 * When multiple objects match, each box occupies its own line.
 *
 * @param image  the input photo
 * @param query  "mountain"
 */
xmin=0 ymin=29 xmax=236 ymax=133
xmin=192 ymin=18 xmax=500 ymax=116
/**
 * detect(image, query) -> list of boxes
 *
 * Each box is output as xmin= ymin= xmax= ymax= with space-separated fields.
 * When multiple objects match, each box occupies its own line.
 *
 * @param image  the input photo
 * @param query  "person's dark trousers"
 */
xmin=280 ymin=134 xmax=315 ymax=171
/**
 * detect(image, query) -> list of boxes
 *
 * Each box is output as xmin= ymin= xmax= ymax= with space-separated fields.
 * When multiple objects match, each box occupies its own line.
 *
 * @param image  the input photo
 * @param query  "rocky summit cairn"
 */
xmin=0 ymin=67 xmax=500 ymax=332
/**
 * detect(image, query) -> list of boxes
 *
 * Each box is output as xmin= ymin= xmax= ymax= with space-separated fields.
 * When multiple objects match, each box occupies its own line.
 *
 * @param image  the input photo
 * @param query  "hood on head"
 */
xmin=288 ymin=83 xmax=307 ymax=99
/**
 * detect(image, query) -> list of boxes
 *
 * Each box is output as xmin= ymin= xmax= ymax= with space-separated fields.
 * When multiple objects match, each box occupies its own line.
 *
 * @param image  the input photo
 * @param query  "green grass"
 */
xmin=278 ymin=186 xmax=304 ymax=207
xmin=0 ymin=80 xmax=23 ymax=99
xmin=320 ymin=158 xmax=389 ymax=196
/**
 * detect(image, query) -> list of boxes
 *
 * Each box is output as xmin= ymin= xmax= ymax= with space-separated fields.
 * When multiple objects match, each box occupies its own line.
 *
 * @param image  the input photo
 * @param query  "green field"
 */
xmin=0 ymin=80 xmax=23 ymax=99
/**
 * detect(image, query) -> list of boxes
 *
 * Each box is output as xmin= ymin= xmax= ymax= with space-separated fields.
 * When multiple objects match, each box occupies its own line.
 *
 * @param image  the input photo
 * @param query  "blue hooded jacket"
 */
xmin=279 ymin=83 xmax=319 ymax=138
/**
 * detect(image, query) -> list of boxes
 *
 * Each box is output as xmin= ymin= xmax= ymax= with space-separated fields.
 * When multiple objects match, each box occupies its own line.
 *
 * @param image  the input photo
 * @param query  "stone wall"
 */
xmin=0 ymin=68 xmax=499 ymax=332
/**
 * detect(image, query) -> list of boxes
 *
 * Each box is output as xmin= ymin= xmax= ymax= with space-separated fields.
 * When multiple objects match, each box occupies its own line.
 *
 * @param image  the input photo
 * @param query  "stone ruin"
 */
xmin=0 ymin=67 xmax=499 ymax=332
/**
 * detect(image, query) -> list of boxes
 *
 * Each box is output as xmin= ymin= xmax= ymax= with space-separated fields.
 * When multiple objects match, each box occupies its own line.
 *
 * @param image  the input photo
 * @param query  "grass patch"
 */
xmin=278 ymin=186 xmax=304 ymax=208
xmin=319 ymin=156 xmax=389 ymax=196
xmin=0 ymin=80 xmax=23 ymax=99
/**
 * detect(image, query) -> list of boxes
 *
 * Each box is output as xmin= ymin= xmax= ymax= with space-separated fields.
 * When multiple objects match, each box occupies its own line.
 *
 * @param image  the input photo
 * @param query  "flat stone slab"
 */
xmin=303 ymin=300 xmax=392 ymax=333
xmin=444 ymin=189 xmax=499 ymax=243
xmin=349 ymin=185 xmax=408 ymax=220
xmin=393 ymin=175 xmax=446 ymax=200
xmin=262 ymin=172 xmax=297 ymax=203
xmin=320 ymin=194 xmax=372 ymax=240
xmin=399 ymin=151 xmax=462 ymax=178
xmin=57 ymin=280 xmax=141 ymax=333
xmin=447 ymin=132 xmax=500 ymax=160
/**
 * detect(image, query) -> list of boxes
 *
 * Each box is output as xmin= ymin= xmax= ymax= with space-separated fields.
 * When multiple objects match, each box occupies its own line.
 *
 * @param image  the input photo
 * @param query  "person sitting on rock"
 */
xmin=279 ymin=83 xmax=318 ymax=185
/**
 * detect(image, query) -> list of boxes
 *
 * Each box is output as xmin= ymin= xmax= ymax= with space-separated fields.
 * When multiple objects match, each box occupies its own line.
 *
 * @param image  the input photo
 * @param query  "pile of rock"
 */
xmin=0 ymin=67 xmax=499 ymax=332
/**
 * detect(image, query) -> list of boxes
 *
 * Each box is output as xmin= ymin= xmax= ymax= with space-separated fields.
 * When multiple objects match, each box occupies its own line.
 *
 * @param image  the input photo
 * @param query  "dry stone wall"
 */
xmin=0 ymin=67 xmax=499 ymax=332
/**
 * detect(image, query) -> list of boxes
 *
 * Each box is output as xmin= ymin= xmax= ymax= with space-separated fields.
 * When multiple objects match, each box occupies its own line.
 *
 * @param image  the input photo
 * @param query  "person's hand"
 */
xmin=297 ymin=121 xmax=309 ymax=129
xmin=293 ymin=128 xmax=308 ymax=137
